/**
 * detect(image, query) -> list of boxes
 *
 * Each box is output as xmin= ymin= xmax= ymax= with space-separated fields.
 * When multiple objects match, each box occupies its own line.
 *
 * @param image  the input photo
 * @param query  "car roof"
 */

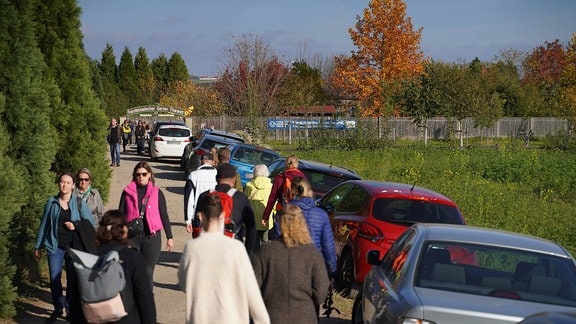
xmin=341 ymin=180 xmax=456 ymax=204
xmin=200 ymin=133 xmax=245 ymax=144
xmin=228 ymin=143 xmax=278 ymax=153
xmin=198 ymin=129 xmax=245 ymax=142
xmin=416 ymin=223 xmax=572 ymax=257
xmin=157 ymin=124 xmax=189 ymax=129
xmin=271 ymin=158 xmax=361 ymax=179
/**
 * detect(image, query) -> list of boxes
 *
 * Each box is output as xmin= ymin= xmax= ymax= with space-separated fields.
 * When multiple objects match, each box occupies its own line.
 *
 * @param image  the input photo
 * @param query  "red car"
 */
xmin=317 ymin=180 xmax=467 ymax=298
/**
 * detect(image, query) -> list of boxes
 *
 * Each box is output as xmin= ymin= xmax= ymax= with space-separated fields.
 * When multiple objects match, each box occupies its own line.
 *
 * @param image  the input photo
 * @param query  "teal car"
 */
xmin=227 ymin=143 xmax=280 ymax=187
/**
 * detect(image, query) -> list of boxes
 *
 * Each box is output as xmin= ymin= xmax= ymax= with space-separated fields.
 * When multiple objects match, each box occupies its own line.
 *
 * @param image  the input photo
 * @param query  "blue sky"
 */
xmin=79 ymin=0 xmax=576 ymax=77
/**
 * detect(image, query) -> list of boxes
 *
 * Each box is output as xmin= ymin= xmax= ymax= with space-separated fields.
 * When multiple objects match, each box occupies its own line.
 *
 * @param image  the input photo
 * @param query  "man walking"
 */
xmin=184 ymin=153 xmax=217 ymax=237
xmin=107 ymin=118 xmax=122 ymax=167
xmin=196 ymin=163 xmax=257 ymax=256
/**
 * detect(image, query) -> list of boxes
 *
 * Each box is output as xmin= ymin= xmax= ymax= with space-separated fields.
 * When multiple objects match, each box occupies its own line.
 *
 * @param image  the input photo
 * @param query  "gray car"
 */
xmin=354 ymin=224 xmax=576 ymax=324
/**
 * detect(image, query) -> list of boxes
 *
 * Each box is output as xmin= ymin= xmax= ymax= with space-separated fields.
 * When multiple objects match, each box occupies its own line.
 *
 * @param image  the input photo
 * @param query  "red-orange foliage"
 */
xmin=524 ymin=39 xmax=567 ymax=85
xmin=333 ymin=0 xmax=424 ymax=117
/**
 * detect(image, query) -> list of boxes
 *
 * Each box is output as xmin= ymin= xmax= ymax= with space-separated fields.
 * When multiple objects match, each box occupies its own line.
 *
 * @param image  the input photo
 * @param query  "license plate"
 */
xmin=168 ymin=141 xmax=180 ymax=145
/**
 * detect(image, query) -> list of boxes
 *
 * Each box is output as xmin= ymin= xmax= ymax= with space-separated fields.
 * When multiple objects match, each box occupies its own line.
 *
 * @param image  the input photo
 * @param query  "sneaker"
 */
xmin=46 ymin=309 xmax=63 ymax=323
xmin=109 ymin=163 xmax=115 ymax=167
xmin=116 ymin=163 xmax=120 ymax=167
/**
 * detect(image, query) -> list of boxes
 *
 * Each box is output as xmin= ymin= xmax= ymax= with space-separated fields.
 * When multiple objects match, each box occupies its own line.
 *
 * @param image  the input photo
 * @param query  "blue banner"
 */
xmin=267 ymin=118 xmax=356 ymax=130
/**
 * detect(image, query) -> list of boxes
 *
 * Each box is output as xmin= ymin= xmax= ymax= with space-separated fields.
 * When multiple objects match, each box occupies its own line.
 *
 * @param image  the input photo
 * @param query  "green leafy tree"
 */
xmin=0 ymin=0 xmax=58 ymax=312
xmin=118 ymin=46 xmax=140 ymax=108
xmin=276 ymin=60 xmax=327 ymax=115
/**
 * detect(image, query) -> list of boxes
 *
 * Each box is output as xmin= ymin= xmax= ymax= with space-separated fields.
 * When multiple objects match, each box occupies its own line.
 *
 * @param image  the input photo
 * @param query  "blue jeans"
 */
xmin=47 ymin=248 xmax=71 ymax=312
xmin=109 ymin=143 xmax=120 ymax=165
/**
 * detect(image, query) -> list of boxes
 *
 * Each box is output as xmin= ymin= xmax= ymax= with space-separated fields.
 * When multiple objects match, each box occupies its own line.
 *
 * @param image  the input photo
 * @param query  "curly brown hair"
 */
xmin=280 ymin=203 xmax=312 ymax=248
xmin=96 ymin=210 xmax=128 ymax=245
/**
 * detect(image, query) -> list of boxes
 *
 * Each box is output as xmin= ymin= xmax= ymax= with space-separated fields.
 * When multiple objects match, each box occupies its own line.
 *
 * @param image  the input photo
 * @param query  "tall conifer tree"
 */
xmin=33 ymin=0 xmax=110 ymax=199
xmin=135 ymin=47 xmax=156 ymax=105
xmin=118 ymin=46 xmax=140 ymax=108
xmin=0 ymin=0 xmax=58 ymax=308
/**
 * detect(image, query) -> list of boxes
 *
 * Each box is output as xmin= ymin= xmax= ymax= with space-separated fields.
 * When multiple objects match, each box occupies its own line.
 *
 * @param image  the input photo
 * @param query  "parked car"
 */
xmin=519 ymin=311 xmax=576 ymax=324
xmin=267 ymin=158 xmax=361 ymax=199
xmin=227 ymin=143 xmax=280 ymax=187
xmin=181 ymin=131 xmax=245 ymax=175
xmin=353 ymin=223 xmax=576 ymax=324
xmin=147 ymin=120 xmax=187 ymax=152
xmin=316 ymin=180 xmax=466 ymax=298
xmin=149 ymin=124 xmax=192 ymax=161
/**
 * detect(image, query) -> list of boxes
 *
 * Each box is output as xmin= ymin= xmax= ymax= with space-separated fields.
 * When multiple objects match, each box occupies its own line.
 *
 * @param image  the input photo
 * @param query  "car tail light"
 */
xmin=357 ymin=222 xmax=384 ymax=243
xmin=184 ymin=137 xmax=191 ymax=142
xmin=153 ymin=136 xmax=163 ymax=141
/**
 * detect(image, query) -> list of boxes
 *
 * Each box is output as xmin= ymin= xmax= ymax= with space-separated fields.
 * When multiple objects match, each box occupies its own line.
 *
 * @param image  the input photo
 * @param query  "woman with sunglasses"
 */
xmin=73 ymin=168 xmax=104 ymax=227
xmin=119 ymin=161 xmax=174 ymax=287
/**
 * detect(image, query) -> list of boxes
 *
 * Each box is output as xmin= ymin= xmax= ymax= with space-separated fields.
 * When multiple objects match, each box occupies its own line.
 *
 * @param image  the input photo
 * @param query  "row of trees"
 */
xmin=94 ymin=0 xmax=575 ymax=131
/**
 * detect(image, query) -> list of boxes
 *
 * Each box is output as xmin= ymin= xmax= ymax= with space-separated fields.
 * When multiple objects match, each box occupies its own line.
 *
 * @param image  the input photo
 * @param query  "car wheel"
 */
xmin=336 ymin=251 xmax=359 ymax=299
xmin=351 ymin=291 xmax=364 ymax=324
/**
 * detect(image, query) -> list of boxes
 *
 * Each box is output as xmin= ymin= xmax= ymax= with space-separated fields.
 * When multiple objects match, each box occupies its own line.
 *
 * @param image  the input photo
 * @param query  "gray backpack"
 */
xmin=69 ymin=248 xmax=128 ymax=323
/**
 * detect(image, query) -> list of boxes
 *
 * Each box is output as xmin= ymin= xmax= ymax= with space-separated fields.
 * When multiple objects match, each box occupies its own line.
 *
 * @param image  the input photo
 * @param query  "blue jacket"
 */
xmin=291 ymin=197 xmax=337 ymax=276
xmin=34 ymin=196 xmax=94 ymax=253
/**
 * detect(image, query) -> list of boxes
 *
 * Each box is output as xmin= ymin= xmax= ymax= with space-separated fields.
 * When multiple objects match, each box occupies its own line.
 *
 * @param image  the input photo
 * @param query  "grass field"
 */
xmin=276 ymin=143 xmax=576 ymax=256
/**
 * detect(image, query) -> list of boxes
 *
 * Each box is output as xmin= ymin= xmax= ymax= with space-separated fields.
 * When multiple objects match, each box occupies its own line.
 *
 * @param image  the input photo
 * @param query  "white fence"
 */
xmin=185 ymin=116 xmax=570 ymax=141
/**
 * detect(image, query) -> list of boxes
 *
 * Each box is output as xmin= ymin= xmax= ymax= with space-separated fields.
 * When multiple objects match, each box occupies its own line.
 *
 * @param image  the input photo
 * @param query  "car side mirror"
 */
xmin=367 ymin=250 xmax=381 ymax=266
xmin=322 ymin=202 xmax=335 ymax=213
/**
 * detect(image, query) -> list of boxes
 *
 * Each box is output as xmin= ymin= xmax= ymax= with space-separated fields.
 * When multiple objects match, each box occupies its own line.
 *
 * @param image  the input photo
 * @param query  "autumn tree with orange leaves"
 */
xmin=160 ymin=80 xmax=225 ymax=117
xmin=333 ymin=0 xmax=424 ymax=117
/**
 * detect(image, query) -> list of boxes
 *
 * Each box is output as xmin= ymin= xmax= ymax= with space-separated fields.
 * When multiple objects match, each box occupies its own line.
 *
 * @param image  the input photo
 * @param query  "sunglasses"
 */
xmin=78 ymin=178 xmax=90 ymax=182
xmin=135 ymin=172 xmax=149 ymax=177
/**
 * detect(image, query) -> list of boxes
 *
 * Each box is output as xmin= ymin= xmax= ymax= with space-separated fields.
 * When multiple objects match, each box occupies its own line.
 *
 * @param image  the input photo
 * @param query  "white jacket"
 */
xmin=184 ymin=165 xmax=217 ymax=223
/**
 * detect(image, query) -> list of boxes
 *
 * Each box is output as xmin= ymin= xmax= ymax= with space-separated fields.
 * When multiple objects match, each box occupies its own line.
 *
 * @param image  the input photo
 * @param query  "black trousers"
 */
xmin=128 ymin=231 xmax=162 ymax=288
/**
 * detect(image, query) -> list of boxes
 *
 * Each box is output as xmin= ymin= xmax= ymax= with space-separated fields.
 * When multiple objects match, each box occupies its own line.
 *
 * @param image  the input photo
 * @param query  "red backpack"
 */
xmin=192 ymin=188 xmax=237 ymax=238
xmin=275 ymin=173 xmax=293 ymax=212
xmin=211 ymin=188 xmax=237 ymax=238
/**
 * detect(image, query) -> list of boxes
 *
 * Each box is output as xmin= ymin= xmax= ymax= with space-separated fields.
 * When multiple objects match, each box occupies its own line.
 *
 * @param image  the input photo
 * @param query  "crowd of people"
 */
xmin=108 ymin=119 xmax=151 ymax=164
xmin=34 ymin=120 xmax=338 ymax=323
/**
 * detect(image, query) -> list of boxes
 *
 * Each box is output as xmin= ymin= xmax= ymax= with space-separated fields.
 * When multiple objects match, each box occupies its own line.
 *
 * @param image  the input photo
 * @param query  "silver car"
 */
xmin=353 ymin=224 xmax=576 ymax=324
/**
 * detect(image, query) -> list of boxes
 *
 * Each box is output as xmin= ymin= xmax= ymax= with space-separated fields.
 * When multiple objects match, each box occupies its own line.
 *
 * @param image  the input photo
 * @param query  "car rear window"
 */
xmin=200 ymin=139 xmax=232 ymax=151
xmin=231 ymin=147 xmax=279 ymax=166
xmin=302 ymin=170 xmax=353 ymax=197
xmin=158 ymin=128 xmax=190 ymax=137
xmin=372 ymin=198 xmax=464 ymax=224
xmin=416 ymin=242 xmax=576 ymax=307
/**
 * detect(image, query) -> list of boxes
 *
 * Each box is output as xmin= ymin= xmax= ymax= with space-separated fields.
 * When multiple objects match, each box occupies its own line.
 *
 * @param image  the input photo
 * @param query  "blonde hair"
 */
xmin=291 ymin=176 xmax=313 ymax=198
xmin=280 ymin=203 xmax=312 ymax=248
xmin=286 ymin=155 xmax=299 ymax=169
xmin=210 ymin=147 xmax=219 ymax=166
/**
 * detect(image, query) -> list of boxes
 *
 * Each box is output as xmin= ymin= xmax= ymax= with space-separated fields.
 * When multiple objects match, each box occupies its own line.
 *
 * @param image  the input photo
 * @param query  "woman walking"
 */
xmin=178 ymin=194 xmax=270 ymax=324
xmin=34 ymin=172 xmax=94 ymax=323
xmin=73 ymin=167 xmax=104 ymax=227
xmin=252 ymin=203 xmax=330 ymax=324
xmin=244 ymin=164 xmax=274 ymax=251
xmin=119 ymin=161 xmax=174 ymax=286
